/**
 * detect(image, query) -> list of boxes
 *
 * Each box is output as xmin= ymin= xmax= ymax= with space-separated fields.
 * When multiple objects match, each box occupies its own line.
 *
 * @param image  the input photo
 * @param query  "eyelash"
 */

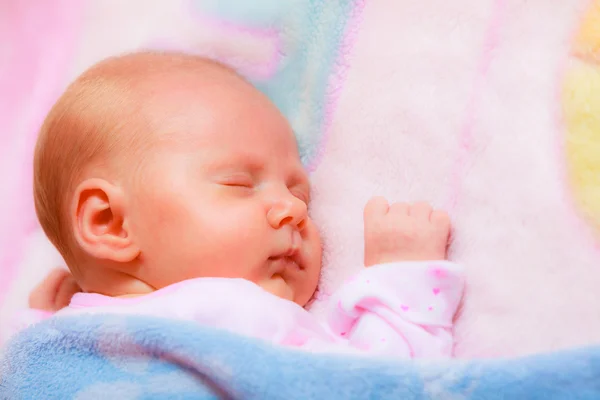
xmin=220 ymin=175 xmax=254 ymax=188
xmin=224 ymin=181 xmax=253 ymax=188
xmin=219 ymin=177 xmax=309 ymax=203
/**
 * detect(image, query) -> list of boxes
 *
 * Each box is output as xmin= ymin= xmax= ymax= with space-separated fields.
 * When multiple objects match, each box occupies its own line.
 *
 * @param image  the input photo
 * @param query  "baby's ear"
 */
xmin=71 ymin=178 xmax=139 ymax=263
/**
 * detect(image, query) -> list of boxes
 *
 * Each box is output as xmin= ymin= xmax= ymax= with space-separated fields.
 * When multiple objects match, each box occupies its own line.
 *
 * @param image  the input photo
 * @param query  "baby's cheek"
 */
xmin=306 ymin=220 xmax=323 ymax=261
xmin=297 ymin=262 xmax=321 ymax=306
xmin=128 ymin=190 xmax=182 ymax=246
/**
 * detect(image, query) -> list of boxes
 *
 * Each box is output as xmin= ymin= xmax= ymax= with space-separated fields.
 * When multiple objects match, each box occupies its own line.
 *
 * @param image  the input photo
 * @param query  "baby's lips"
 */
xmin=267 ymin=256 xmax=302 ymax=276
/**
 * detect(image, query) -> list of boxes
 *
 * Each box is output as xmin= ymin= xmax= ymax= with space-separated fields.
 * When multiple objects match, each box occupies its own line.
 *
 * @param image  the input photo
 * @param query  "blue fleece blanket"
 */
xmin=1 ymin=314 xmax=599 ymax=399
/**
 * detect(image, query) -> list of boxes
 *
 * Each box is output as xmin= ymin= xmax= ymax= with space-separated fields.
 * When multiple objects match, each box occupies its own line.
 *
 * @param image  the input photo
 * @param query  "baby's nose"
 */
xmin=267 ymin=197 xmax=307 ymax=230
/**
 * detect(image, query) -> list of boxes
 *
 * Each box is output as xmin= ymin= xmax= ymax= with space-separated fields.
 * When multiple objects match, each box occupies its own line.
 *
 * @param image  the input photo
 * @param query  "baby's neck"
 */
xmin=79 ymin=264 xmax=155 ymax=297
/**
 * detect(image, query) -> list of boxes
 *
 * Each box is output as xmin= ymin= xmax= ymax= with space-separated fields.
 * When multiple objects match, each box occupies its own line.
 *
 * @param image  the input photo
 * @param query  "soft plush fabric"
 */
xmin=2 ymin=0 xmax=600 ymax=363
xmin=307 ymin=0 xmax=600 ymax=358
xmin=10 ymin=262 xmax=464 ymax=358
xmin=2 ymin=314 xmax=600 ymax=399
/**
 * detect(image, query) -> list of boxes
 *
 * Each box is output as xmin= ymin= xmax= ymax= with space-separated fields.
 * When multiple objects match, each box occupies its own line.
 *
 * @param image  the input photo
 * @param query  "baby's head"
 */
xmin=34 ymin=52 xmax=322 ymax=306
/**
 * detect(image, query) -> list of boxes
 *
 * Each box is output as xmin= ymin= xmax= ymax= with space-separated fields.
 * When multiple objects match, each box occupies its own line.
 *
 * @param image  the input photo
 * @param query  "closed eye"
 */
xmin=219 ymin=174 xmax=255 ymax=188
xmin=223 ymin=181 xmax=253 ymax=188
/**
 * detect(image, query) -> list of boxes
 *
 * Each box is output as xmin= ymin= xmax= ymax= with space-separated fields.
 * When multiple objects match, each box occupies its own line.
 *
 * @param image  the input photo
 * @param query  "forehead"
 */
xmin=144 ymin=72 xmax=301 ymax=165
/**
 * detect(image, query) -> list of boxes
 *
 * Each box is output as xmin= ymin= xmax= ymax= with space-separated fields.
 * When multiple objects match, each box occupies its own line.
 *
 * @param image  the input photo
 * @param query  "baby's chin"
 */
xmin=260 ymin=275 xmax=297 ymax=303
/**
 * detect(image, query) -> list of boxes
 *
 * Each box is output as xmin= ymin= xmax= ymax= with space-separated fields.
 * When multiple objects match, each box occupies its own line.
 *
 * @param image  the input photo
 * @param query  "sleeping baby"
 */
xmin=26 ymin=51 xmax=464 ymax=357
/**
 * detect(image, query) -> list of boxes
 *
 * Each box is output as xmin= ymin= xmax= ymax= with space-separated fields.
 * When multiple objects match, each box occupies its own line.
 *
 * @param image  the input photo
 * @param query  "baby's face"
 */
xmin=125 ymin=78 xmax=322 ymax=306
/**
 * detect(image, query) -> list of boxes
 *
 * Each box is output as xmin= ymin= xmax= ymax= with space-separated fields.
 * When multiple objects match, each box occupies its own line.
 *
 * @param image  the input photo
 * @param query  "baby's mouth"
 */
xmin=268 ymin=255 xmax=303 ymax=275
xmin=269 ymin=230 xmax=304 ymax=274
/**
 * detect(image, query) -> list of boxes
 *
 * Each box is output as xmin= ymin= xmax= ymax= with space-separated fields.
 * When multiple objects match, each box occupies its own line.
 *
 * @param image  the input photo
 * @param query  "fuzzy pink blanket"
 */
xmin=2 ymin=0 xmax=600 ymax=357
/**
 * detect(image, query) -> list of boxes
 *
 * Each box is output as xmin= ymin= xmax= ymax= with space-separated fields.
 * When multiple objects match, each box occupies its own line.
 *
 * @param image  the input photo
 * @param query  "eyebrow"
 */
xmin=202 ymin=154 xmax=264 ymax=173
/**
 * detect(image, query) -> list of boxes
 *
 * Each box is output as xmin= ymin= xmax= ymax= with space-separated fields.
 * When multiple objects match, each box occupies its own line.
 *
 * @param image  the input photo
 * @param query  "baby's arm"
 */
xmin=325 ymin=261 xmax=463 ymax=357
xmin=324 ymin=199 xmax=463 ymax=358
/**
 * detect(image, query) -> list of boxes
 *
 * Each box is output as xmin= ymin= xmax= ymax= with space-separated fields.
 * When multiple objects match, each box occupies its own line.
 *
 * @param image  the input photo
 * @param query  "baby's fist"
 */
xmin=363 ymin=197 xmax=450 ymax=266
xmin=29 ymin=268 xmax=81 ymax=312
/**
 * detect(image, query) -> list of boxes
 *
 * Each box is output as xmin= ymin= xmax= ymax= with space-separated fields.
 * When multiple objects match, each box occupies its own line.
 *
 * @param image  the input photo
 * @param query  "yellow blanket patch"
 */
xmin=563 ymin=58 xmax=600 ymax=231
xmin=563 ymin=0 xmax=600 ymax=231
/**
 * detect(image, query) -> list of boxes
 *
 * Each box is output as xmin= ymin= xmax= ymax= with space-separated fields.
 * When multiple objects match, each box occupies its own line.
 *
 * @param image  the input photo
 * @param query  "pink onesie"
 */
xmin=13 ymin=262 xmax=464 ymax=358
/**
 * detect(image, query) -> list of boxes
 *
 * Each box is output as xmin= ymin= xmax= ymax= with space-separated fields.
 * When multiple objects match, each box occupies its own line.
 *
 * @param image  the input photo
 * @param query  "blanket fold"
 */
xmin=1 ymin=314 xmax=599 ymax=399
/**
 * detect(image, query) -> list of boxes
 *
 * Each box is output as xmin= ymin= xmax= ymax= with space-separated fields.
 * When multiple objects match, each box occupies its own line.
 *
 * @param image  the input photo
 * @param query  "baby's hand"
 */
xmin=363 ymin=197 xmax=450 ymax=266
xmin=29 ymin=268 xmax=81 ymax=312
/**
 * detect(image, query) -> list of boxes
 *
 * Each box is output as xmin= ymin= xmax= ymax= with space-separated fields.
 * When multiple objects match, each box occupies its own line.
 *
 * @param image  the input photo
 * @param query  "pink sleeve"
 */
xmin=324 ymin=261 xmax=464 ymax=358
